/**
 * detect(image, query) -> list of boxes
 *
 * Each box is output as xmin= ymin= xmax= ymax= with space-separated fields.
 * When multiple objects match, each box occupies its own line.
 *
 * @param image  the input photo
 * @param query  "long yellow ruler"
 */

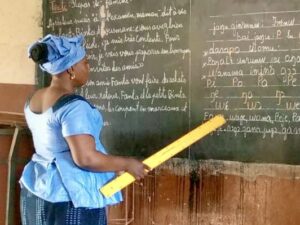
xmin=100 ymin=114 xmax=226 ymax=197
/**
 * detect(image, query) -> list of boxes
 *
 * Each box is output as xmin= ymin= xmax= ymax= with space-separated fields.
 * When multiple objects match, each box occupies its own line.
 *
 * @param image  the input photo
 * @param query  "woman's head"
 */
xmin=28 ymin=34 xmax=86 ymax=76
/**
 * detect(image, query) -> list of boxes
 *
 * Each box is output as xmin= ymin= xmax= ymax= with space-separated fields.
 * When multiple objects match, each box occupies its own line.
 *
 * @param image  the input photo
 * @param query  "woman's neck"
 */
xmin=50 ymin=73 xmax=75 ymax=93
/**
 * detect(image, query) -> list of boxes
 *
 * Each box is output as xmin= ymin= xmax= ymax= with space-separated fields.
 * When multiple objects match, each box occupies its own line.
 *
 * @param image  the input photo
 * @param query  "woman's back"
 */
xmin=29 ymin=86 xmax=71 ymax=113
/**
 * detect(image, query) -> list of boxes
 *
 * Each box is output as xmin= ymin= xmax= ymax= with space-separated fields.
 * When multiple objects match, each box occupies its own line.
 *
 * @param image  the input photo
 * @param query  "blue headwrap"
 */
xmin=28 ymin=34 xmax=86 ymax=75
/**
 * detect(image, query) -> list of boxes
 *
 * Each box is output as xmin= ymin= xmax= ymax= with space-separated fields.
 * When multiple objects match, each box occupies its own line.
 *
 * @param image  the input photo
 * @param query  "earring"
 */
xmin=70 ymin=72 xmax=76 ymax=80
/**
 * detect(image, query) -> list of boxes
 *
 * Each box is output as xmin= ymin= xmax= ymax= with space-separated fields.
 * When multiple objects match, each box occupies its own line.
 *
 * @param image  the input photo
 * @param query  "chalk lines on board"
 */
xmin=206 ymin=37 xmax=300 ymax=44
xmin=203 ymin=49 xmax=289 ymax=56
xmin=217 ymin=127 xmax=300 ymax=141
xmin=206 ymin=38 xmax=287 ymax=43
xmin=204 ymin=108 xmax=300 ymax=111
xmin=209 ymin=10 xmax=300 ymax=18
xmin=203 ymin=73 xmax=295 ymax=78
xmin=204 ymin=84 xmax=300 ymax=88
xmin=208 ymin=24 xmax=300 ymax=32
xmin=203 ymin=96 xmax=300 ymax=100
xmin=202 ymin=60 xmax=298 ymax=68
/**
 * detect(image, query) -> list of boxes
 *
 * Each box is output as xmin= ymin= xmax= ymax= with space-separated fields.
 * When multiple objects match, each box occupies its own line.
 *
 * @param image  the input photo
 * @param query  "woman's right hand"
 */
xmin=125 ymin=158 xmax=150 ymax=180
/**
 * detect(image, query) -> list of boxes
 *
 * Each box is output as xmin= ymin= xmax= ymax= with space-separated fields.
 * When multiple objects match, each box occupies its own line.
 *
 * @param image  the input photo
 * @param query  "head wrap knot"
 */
xmin=28 ymin=34 xmax=86 ymax=75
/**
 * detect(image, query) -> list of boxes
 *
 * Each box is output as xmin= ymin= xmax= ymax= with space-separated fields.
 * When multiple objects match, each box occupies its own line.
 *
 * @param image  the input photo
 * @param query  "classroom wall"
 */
xmin=108 ymin=159 xmax=300 ymax=225
xmin=0 ymin=1 xmax=299 ymax=225
xmin=0 ymin=0 xmax=42 ymax=85
xmin=0 ymin=0 xmax=41 ymax=113
xmin=0 ymin=1 xmax=40 ymax=224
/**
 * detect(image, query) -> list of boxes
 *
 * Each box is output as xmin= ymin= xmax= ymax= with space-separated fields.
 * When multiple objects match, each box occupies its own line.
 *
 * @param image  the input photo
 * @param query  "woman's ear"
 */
xmin=67 ymin=66 xmax=74 ymax=74
xmin=67 ymin=67 xmax=76 ymax=80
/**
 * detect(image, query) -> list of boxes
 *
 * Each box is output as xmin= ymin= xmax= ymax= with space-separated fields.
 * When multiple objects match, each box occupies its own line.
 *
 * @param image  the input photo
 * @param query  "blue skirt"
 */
xmin=20 ymin=188 xmax=107 ymax=225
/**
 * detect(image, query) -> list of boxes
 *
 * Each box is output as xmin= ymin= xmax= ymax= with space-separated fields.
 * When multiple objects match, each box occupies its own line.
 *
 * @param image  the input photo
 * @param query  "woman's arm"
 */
xmin=65 ymin=134 xmax=149 ymax=180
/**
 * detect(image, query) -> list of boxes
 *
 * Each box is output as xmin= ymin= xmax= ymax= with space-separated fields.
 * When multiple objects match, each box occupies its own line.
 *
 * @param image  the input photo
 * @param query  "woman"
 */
xmin=20 ymin=34 xmax=149 ymax=225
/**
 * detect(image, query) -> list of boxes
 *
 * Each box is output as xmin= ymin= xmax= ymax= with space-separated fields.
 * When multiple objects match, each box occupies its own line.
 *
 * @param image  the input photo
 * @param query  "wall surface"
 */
xmin=108 ymin=159 xmax=300 ymax=225
xmin=0 ymin=0 xmax=42 ymax=113
xmin=0 ymin=1 xmax=41 ymax=222
xmin=0 ymin=0 xmax=42 ymax=85
xmin=0 ymin=129 xmax=33 ymax=225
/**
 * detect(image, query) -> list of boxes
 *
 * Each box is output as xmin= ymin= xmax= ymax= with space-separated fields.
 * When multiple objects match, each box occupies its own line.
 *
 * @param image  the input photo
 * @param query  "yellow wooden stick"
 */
xmin=100 ymin=114 xmax=226 ymax=197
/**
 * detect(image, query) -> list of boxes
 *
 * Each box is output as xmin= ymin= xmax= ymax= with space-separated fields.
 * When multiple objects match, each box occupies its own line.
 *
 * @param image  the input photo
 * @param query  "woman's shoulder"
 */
xmin=52 ymin=93 xmax=94 ymax=112
xmin=25 ymin=88 xmax=48 ymax=113
xmin=27 ymin=87 xmax=94 ymax=114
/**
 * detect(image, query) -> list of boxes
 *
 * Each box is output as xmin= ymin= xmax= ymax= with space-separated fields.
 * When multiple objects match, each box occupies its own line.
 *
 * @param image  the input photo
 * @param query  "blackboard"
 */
xmin=44 ymin=0 xmax=300 ymax=164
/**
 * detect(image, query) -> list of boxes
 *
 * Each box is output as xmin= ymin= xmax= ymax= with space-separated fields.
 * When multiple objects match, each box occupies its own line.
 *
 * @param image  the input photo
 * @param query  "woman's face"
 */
xmin=73 ymin=57 xmax=90 ymax=86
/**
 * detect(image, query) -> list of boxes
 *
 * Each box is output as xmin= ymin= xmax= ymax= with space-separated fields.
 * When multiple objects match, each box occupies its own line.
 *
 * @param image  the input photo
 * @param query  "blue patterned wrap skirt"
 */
xmin=20 ymin=188 xmax=107 ymax=225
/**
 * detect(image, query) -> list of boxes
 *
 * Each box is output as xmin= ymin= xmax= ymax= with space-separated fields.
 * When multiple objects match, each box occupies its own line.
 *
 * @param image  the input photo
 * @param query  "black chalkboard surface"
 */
xmin=44 ymin=0 xmax=300 ymax=164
